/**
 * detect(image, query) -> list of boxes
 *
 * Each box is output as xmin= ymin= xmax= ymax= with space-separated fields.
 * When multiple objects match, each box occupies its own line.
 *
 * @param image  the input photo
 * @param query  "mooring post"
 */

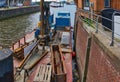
xmin=73 ymin=12 xmax=77 ymax=51
xmin=82 ymin=37 xmax=92 ymax=82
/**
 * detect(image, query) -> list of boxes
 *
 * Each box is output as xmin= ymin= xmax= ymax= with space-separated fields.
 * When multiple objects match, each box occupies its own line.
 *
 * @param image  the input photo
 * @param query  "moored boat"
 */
xmin=50 ymin=2 xmax=64 ymax=8
xmin=0 ymin=2 xmax=74 ymax=82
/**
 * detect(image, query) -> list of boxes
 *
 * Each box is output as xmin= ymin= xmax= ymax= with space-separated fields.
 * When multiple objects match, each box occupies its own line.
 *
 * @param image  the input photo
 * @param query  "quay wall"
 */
xmin=0 ymin=6 xmax=40 ymax=20
xmin=75 ymin=13 xmax=120 ymax=82
xmin=76 ymin=22 xmax=89 ymax=78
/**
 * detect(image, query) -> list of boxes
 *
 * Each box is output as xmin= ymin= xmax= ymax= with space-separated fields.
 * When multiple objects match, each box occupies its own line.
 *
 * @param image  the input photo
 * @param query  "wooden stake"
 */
xmin=82 ymin=37 xmax=92 ymax=82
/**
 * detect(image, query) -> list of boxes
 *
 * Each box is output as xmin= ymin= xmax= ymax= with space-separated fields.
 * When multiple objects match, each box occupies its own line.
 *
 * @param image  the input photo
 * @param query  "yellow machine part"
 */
xmin=14 ymin=45 xmax=27 ymax=53
xmin=37 ymin=21 xmax=41 ymax=27
xmin=14 ymin=47 xmax=22 ymax=53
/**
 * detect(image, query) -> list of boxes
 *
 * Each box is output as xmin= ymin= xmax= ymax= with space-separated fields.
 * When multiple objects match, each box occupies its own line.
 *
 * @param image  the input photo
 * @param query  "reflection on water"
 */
xmin=0 ymin=12 xmax=40 ymax=48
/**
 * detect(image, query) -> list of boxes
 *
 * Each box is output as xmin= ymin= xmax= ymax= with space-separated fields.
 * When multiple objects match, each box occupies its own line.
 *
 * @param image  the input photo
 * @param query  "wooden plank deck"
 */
xmin=27 ymin=52 xmax=51 ymax=82
xmin=34 ymin=65 xmax=52 ymax=82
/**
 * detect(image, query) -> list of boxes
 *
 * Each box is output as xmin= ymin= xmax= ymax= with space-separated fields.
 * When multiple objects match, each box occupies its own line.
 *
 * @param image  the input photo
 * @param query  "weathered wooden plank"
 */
xmin=15 ymin=70 xmax=25 ymax=82
xmin=54 ymin=51 xmax=63 ymax=74
xmin=33 ymin=65 xmax=52 ymax=82
xmin=51 ymin=44 xmax=67 ymax=82
xmin=47 ymin=66 xmax=52 ymax=82
xmin=34 ymin=65 xmax=41 ymax=81
xmin=27 ymin=51 xmax=48 ymax=70
xmin=44 ymin=66 xmax=49 ymax=81
xmin=61 ymin=48 xmax=72 ymax=53
xmin=41 ymin=65 xmax=46 ymax=81
xmin=17 ymin=40 xmax=39 ymax=69
xmin=39 ymin=65 xmax=43 ymax=81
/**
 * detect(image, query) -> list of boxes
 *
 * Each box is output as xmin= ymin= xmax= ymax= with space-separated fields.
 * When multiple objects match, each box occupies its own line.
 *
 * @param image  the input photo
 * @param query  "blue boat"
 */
xmin=53 ymin=11 xmax=71 ymax=30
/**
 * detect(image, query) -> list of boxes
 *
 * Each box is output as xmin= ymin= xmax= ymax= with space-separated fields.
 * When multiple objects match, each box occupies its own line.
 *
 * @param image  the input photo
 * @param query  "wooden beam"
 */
xmin=27 ymin=51 xmax=48 ymax=70
xmin=51 ymin=44 xmax=67 ymax=82
xmin=82 ymin=37 xmax=92 ymax=82
xmin=18 ymin=40 xmax=40 ymax=69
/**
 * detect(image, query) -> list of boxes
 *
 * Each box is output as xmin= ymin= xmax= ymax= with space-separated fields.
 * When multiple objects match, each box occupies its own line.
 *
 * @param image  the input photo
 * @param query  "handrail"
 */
xmin=76 ymin=8 xmax=120 ymax=46
xmin=77 ymin=8 xmax=120 ymax=25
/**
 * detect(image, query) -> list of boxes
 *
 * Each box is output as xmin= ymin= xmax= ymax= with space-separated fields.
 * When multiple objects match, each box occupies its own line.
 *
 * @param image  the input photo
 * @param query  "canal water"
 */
xmin=0 ymin=4 xmax=76 ymax=48
xmin=0 ymin=12 xmax=40 ymax=47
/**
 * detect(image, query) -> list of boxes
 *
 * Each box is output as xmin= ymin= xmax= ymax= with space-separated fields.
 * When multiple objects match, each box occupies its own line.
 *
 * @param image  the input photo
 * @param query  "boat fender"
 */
xmin=71 ymin=52 xmax=76 ymax=57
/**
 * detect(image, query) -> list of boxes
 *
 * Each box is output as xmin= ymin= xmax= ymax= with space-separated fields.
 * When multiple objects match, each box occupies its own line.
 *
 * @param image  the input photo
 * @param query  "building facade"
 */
xmin=0 ymin=0 xmax=31 ymax=7
xmin=75 ymin=0 xmax=120 ymax=13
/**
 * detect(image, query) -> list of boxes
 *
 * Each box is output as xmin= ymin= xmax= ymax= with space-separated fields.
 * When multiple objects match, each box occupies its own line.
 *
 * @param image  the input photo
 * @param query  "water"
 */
xmin=0 ymin=4 xmax=76 ymax=48
xmin=0 ymin=12 xmax=40 ymax=47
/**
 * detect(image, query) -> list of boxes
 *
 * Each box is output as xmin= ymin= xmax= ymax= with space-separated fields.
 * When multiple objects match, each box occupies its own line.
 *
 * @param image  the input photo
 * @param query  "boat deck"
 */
xmin=13 ymin=3 xmax=77 ymax=82
xmin=14 ymin=30 xmax=73 ymax=82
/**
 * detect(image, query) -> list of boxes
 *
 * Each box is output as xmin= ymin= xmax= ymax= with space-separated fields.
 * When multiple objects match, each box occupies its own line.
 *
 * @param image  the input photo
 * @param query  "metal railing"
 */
xmin=76 ymin=8 xmax=120 ymax=46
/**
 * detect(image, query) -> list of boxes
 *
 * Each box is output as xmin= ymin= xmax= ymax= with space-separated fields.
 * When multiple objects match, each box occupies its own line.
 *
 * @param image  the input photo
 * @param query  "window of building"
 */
xmin=105 ymin=0 xmax=110 ymax=7
xmin=84 ymin=0 xmax=90 ymax=10
xmin=84 ymin=0 xmax=89 ymax=7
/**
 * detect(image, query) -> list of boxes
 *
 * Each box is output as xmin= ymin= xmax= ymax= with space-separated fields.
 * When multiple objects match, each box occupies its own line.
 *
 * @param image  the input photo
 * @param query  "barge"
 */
xmin=0 ymin=2 xmax=74 ymax=82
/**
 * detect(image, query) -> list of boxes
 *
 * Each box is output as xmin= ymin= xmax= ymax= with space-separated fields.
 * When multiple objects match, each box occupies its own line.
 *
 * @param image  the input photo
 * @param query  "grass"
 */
xmin=83 ymin=18 xmax=95 ymax=29
xmin=115 ymin=38 xmax=120 ymax=43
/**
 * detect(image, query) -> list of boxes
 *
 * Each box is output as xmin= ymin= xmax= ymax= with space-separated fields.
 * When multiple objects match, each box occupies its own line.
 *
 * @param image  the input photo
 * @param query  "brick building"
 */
xmin=75 ymin=0 xmax=120 ymax=13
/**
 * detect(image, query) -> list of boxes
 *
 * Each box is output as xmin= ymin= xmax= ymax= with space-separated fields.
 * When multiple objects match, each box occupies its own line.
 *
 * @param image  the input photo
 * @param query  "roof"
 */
xmin=0 ymin=49 xmax=13 ymax=61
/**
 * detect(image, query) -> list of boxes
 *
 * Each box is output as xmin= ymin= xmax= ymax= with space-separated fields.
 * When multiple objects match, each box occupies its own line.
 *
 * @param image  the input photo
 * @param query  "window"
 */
xmin=84 ymin=0 xmax=90 ymax=10
xmin=105 ymin=0 xmax=110 ymax=7
xmin=84 ymin=0 xmax=89 ymax=7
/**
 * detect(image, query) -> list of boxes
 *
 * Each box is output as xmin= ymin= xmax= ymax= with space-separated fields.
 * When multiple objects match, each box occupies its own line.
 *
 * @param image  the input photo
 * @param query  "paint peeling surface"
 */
xmin=64 ymin=53 xmax=73 ymax=82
